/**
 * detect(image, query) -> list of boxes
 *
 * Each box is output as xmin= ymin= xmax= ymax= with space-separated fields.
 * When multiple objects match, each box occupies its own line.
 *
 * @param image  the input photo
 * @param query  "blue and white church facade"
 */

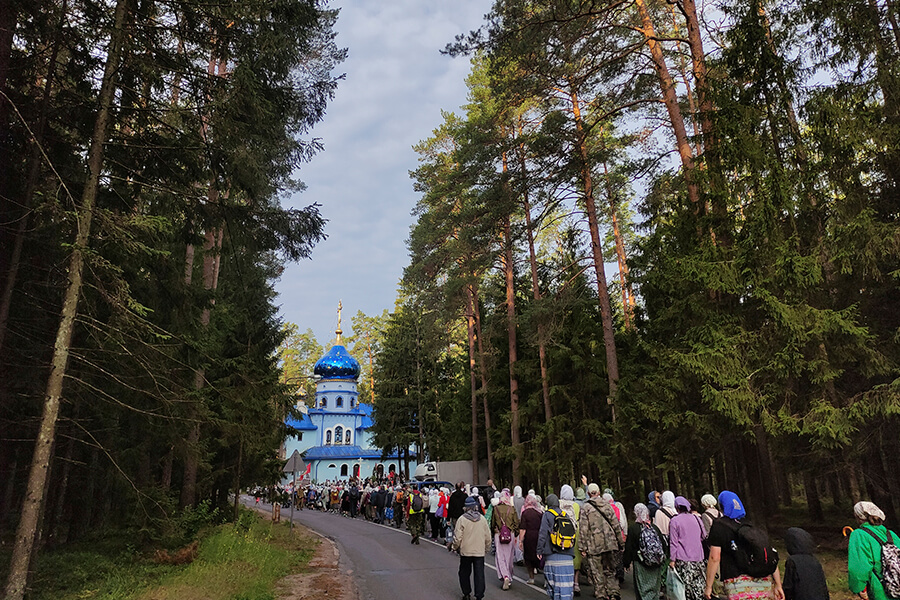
xmin=282 ymin=312 xmax=412 ymax=483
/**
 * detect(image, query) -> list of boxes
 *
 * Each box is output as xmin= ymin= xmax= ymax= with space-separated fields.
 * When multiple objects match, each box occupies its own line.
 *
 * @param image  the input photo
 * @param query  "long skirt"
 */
xmin=494 ymin=533 xmax=516 ymax=580
xmin=632 ymin=561 xmax=664 ymax=600
xmin=543 ymin=553 xmax=575 ymax=600
xmin=674 ymin=559 xmax=707 ymax=600
xmin=723 ymin=574 xmax=776 ymax=600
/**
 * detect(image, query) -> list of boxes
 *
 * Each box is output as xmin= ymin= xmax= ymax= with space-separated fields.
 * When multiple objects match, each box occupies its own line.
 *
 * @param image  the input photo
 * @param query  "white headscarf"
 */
xmin=514 ymin=485 xmax=523 ymax=498
xmin=855 ymin=501 xmax=886 ymax=523
xmin=560 ymin=484 xmax=575 ymax=501
xmin=661 ymin=490 xmax=676 ymax=509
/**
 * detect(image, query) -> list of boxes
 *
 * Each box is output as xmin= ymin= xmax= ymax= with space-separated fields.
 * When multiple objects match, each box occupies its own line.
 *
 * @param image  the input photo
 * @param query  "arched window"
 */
xmin=350 ymin=398 xmax=355 ymax=408
xmin=353 ymin=464 xmax=360 ymax=477
xmin=326 ymin=430 xmax=332 ymax=445
xmin=334 ymin=426 xmax=343 ymax=444
xmin=319 ymin=397 xmax=327 ymax=408
xmin=340 ymin=464 xmax=348 ymax=476
xmin=345 ymin=432 xmax=351 ymax=445
xmin=327 ymin=463 xmax=336 ymax=469
xmin=336 ymin=396 xmax=343 ymax=408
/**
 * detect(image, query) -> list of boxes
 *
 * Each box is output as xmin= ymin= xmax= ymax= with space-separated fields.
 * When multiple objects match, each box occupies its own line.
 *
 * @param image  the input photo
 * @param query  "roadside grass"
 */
xmin=22 ymin=510 xmax=315 ymax=600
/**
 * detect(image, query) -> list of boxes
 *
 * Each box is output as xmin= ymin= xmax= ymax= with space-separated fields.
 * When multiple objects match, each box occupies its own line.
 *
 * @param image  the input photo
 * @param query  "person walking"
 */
xmin=561 ymin=485 xmax=585 ymax=595
xmin=452 ymin=496 xmax=492 ymax=600
xmin=520 ymin=494 xmax=544 ymax=585
xmin=448 ymin=482 xmax=469 ymax=548
xmin=668 ymin=496 xmax=707 ymax=600
xmin=580 ymin=483 xmax=625 ymax=600
xmin=849 ymin=501 xmax=900 ymax=600
xmin=392 ymin=486 xmax=406 ymax=528
xmin=704 ymin=490 xmax=784 ymax=600
xmin=539 ymin=494 xmax=577 ymax=600
xmin=783 ymin=527 xmax=829 ymax=600
xmin=428 ymin=486 xmax=442 ymax=540
xmin=700 ymin=494 xmax=721 ymax=537
xmin=623 ymin=503 xmax=667 ymax=600
xmin=408 ymin=488 xmax=426 ymax=544
xmin=492 ymin=490 xmax=520 ymax=590
xmin=654 ymin=491 xmax=676 ymax=540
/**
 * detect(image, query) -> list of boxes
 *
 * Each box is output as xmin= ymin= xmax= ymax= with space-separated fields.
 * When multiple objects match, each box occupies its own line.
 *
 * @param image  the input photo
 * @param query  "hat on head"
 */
xmin=587 ymin=483 xmax=601 ymax=495
xmin=603 ymin=488 xmax=614 ymax=497
xmin=465 ymin=496 xmax=478 ymax=508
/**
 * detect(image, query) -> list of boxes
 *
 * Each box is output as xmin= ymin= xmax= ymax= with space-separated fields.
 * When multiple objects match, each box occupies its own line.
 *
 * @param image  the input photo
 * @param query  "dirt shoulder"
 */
xmin=253 ymin=508 xmax=358 ymax=600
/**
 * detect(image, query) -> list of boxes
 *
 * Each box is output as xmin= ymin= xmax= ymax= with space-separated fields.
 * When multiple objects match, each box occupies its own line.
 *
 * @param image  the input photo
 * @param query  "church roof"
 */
xmin=303 ymin=445 xmax=405 ymax=461
xmin=286 ymin=413 xmax=317 ymax=431
xmin=313 ymin=344 xmax=360 ymax=380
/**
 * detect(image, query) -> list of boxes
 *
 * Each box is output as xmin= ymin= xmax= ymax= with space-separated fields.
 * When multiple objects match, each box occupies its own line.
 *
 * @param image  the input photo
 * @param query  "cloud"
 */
xmin=278 ymin=0 xmax=492 ymax=345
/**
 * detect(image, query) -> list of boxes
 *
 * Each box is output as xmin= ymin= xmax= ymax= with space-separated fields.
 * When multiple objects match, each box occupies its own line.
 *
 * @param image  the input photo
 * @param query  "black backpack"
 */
xmin=725 ymin=520 xmax=779 ymax=578
xmin=411 ymin=493 xmax=424 ymax=512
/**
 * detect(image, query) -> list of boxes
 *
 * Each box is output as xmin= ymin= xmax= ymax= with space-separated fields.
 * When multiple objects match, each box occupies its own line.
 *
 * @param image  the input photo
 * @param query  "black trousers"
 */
xmin=458 ymin=555 xmax=485 ymax=600
xmin=430 ymin=513 xmax=441 ymax=538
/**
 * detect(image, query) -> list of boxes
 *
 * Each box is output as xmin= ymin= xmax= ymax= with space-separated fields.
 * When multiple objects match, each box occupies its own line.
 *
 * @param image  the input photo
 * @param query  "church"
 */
xmin=282 ymin=306 xmax=412 ymax=483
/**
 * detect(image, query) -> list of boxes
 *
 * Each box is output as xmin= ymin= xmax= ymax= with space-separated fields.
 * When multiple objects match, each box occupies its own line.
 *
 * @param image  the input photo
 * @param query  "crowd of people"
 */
xmin=263 ymin=477 xmax=898 ymax=600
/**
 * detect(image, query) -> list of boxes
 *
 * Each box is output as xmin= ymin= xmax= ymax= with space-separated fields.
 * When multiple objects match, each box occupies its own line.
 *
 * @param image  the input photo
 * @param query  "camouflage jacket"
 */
xmin=579 ymin=497 xmax=624 ymax=555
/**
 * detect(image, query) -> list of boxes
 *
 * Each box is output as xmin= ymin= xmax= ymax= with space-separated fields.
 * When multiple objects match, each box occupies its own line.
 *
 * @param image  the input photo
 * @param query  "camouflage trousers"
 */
xmin=585 ymin=552 xmax=620 ymax=600
xmin=408 ymin=512 xmax=425 ymax=540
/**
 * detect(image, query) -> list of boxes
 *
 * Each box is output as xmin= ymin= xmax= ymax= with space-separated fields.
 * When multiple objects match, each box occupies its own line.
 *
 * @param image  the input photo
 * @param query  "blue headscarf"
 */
xmin=648 ymin=491 xmax=660 ymax=508
xmin=718 ymin=490 xmax=746 ymax=519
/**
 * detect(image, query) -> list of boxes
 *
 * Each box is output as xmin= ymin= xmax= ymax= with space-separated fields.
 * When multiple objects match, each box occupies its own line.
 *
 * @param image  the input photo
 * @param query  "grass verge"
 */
xmin=23 ymin=510 xmax=315 ymax=600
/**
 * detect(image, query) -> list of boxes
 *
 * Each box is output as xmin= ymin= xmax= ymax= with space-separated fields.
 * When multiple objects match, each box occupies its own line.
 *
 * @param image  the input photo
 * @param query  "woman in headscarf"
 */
xmin=668 ymin=496 xmax=707 ymax=600
xmin=654 ymin=491 xmax=677 ymax=539
xmin=513 ymin=486 xmax=526 ymax=563
xmin=492 ymin=489 xmax=520 ymax=590
xmin=538 ymin=494 xmax=576 ymax=600
xmin=703 ymin=490 xmax=784 ymax=600
xmin=560 ymin=484 xmax=584 ymax=595
xmin=648 ymin=491 xmax=662 ymax=520
xmin=514 ymin=486 xmax=526 ymax=516
xmin=623 ymin=503 xmax=667 ymax=600
xmin=519 ymin=494 xmax=544 ymax=584
xmin=849 ymin=501 xmax=900 ymax=600
xmin=700 ymin=494 xmax=721 ymax=536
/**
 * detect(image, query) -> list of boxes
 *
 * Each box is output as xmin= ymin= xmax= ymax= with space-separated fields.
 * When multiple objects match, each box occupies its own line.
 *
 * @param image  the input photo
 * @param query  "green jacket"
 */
xmin=848 ymin=523 xmax=900 ymax=600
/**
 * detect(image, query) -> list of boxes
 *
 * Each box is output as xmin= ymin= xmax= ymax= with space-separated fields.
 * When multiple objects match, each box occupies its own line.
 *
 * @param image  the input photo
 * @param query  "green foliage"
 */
xmin=22 ymin=510 xmax=313 ymax=600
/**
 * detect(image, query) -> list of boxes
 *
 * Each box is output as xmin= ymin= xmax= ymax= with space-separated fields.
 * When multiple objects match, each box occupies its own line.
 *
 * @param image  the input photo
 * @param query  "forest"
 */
xmin=1 ymin=0 xmax=899 ymax=595
xmin=362 ymin=0 xmax=900 ymax=541
xmin=0 ymin=0 xmax=344 ymax=596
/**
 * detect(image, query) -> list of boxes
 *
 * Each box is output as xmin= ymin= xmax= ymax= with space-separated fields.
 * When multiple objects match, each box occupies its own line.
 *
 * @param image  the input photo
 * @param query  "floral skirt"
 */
xmin=723 ymin=574 xmax=775 ymax=600
xmin=674 ymin=560 xmax=707 ymax=600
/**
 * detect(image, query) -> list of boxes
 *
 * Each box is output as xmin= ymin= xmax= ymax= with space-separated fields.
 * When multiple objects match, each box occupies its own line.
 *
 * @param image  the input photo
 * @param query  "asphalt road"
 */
xmin=247 ymin=498 xmax=636 ymax=600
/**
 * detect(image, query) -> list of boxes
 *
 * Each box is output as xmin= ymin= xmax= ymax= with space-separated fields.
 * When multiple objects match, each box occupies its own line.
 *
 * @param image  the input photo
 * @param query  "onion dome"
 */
xmin=313 ymin=345 xmax=360 ymax=380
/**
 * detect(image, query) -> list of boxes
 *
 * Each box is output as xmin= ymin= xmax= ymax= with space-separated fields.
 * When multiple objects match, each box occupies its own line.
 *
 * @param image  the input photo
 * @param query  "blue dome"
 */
xmin=313 ymin=345 xmax=360 ymax=380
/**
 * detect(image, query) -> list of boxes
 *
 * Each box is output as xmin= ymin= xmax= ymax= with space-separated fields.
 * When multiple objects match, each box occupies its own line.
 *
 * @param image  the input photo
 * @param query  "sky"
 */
xmin=276 ymin=1 xmax=493 ymax=345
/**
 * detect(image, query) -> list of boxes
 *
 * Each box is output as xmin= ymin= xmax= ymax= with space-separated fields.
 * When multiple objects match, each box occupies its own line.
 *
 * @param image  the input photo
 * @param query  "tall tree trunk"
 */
xmin=503 ymin=213 xmax=522 ymax=486
xmin=471 ymin=285 xmax=495 ymax=482
xmin=633 ymin=0 xmax=701 ymax=208
xmin=464 ymin=285 xmax=480 ymax=485
xmin=233 ymin=437 xmax=242 ymax=521
xmin=519 ymin=152 xmax=553 ymax=425
xmin=500 ymin=152 xmax=522 ymax=486
xmin=569 ymin=88 xmax=620 ymax=409
xmin=600 ymin=154 xmax=635 ymax=330
xmin=0 ymin=0 xmax=67 ymax=352
xmin=803 ymin=469 xmax=824 ymax=522
xmin=181 ymin=55 xmax=228 ymax=508
xmin=2 ymin=1 xmax=129 ymax=595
